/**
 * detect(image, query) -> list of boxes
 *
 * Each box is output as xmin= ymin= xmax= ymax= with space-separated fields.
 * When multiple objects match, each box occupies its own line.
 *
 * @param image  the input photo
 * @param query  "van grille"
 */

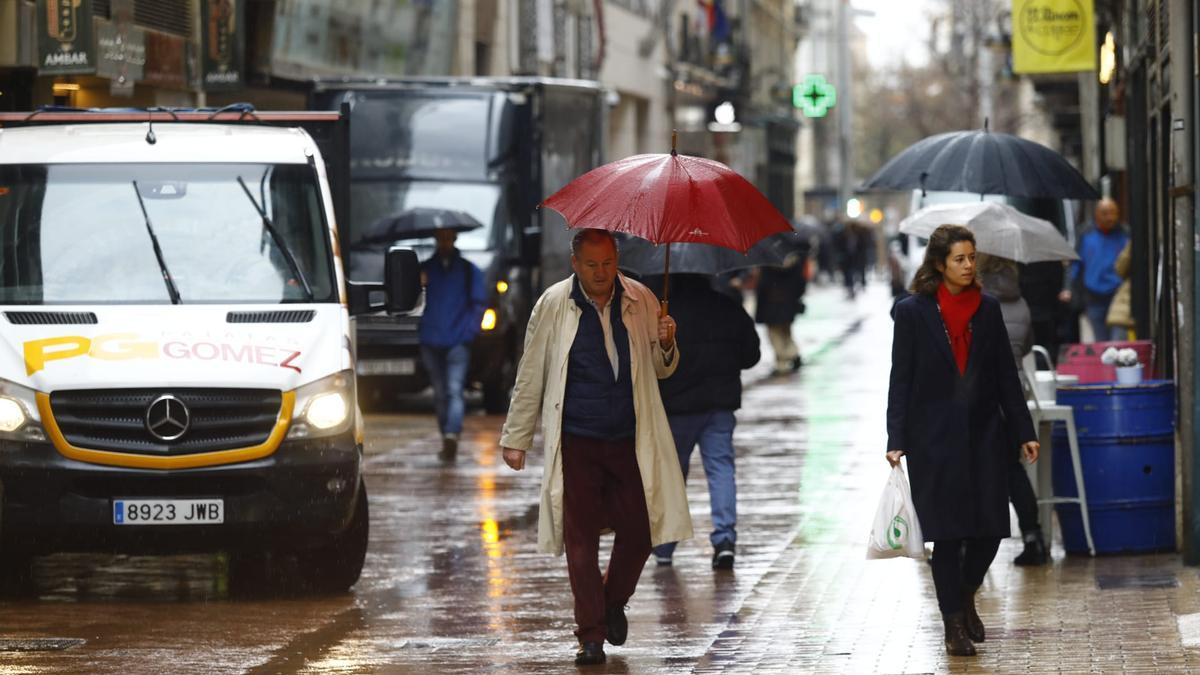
xmin=49 ymin=389 xmax=282 ymax=456
xmin=226 ymin=310 xmax=315 ymax=324
xmin=6 ymin=311 xmax=98 ymax=325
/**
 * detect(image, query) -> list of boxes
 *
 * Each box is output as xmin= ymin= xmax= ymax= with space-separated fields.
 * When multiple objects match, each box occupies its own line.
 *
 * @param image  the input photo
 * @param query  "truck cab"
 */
xmin=310 ymin=78 xmax=606 ymax=412
xmin=0 ymin=109 xmax=418 ymax=593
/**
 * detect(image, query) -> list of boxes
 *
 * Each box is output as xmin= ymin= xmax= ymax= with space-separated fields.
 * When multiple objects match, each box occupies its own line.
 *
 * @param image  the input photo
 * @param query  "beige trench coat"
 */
xmin=499 ymin=274 xmax=694 ymax=555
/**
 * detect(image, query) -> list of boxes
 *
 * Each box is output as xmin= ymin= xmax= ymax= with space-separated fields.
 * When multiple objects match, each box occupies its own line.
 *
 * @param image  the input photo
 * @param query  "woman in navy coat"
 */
xmin=885 ymin=225 xmax=1039 ymax=657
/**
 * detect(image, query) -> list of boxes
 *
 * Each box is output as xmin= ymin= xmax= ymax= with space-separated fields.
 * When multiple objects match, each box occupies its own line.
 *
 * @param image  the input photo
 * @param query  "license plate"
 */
xmin=113 ymin=499 xmax=224 ymax=525
xmin=356 ymin=358 xmax=416 ymax=376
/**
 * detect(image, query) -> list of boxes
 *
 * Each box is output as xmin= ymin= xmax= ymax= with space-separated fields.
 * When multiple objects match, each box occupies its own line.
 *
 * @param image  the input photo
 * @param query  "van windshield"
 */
xmin=0 ymin=164 xmax=336 ymax=304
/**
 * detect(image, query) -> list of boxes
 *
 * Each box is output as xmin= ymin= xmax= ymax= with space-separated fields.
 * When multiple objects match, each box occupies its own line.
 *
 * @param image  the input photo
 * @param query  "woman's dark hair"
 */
xmin=909 ymin=224 xmax=978 ymax=295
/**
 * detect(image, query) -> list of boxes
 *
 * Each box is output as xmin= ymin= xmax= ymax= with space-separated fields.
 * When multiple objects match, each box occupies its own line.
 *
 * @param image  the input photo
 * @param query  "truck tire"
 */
xmin=0 ymin=548 xmax=35 ymax=597
xmin=295 ymin=480 xmax=369 ymax=594
xmin=482 ymin=342 xmax=517 ymax=414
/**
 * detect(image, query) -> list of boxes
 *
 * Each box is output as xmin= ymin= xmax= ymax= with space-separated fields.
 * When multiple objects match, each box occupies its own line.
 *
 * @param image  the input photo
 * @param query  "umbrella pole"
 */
xmin=662 ymin=128 xmax=677 ymax=317
xmin=661 ymin=244 xmax=670 ymax=317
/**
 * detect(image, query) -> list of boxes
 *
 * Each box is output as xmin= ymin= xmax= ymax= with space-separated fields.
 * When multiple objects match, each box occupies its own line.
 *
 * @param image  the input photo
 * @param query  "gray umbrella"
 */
xmin=617 ymin=233 xmax=793 ymax=278
xmin=898 ymin=201 xmax=1078 ymax=263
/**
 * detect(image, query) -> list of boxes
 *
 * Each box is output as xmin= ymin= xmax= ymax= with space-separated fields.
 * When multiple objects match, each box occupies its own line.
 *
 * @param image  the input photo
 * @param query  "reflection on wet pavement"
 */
xmin=2 ymin=283 xmax=1200 ymax=672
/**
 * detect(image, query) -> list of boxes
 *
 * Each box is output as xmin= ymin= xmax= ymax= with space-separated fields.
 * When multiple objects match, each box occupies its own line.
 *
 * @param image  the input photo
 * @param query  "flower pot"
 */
xmin=1115 ymin=365 xmax=1143 ymax=385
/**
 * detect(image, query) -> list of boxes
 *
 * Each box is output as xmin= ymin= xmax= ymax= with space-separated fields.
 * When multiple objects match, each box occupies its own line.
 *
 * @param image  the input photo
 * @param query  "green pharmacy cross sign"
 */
xmin=794 ymin=74 xmax=837 ymax=118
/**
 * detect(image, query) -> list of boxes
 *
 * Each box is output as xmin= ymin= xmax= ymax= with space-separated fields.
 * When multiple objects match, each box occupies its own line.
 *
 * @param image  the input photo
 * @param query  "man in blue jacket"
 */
xmin=1062 ymin=198 xmax=1129 ymax=342
xmin=420 ymin=228 xmax=487 ymax=461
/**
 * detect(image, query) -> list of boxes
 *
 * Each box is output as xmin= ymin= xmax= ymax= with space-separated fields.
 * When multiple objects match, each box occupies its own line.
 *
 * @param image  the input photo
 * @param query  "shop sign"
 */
xmin=143 ymin=32 xmax=187 ymax=90
xmin=201 ymin=0 xmax=243 ymax=90
xmin=1012 ymin=0 xmax=1097 ymax=74
xmin=38 ymin=0 xmax=96 ymax=75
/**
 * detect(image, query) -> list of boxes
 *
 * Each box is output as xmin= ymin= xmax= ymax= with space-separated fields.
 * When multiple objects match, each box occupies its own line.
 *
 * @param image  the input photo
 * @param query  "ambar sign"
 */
xmin=1017 ymin=0 xmax=1086 ymax=56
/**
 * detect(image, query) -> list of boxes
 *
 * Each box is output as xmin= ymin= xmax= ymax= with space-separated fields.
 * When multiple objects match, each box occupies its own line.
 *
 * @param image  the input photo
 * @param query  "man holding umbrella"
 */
xmin=420 ymin=227 xmax=487 ymax=461
xmin=499 ymin=229 xmax=692 ymax=666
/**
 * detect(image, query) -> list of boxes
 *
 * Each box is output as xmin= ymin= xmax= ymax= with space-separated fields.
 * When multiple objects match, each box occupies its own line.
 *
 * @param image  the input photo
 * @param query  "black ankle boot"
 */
xmin=1013 ymin=530 xmax=1049 ymax=566
xmin=962 ymin=588 xmax=985 ymax=643
xmin=942 ymin=612 xmax=977 ymax=656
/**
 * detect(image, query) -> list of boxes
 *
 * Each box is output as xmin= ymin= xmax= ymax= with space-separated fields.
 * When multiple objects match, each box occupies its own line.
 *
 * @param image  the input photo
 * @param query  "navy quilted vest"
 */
xmin=563 ymin=277 xmax=636 ymax=440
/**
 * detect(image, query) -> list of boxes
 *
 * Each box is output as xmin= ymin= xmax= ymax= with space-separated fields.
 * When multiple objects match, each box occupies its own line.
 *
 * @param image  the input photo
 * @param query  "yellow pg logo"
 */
xmin=24 ymin=334 xmax=157 ymax=375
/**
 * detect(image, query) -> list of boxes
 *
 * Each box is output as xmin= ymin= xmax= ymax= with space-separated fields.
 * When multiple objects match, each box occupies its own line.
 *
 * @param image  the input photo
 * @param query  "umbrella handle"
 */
xmin=660 ymin=243 xmax=670 ymax=317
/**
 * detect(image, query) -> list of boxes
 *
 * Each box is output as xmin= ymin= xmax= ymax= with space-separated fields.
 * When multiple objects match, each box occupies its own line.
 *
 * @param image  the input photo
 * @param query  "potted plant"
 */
xmin=1102 ymin=347 xmax=1143 ymax=385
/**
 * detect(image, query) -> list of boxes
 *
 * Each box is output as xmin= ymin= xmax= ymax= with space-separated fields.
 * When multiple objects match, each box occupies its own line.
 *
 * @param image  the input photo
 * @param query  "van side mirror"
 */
xmin=347 ymin=247 xmax=421 ymax=315
xmin=384 ymin=247 xmax=421 ymax=313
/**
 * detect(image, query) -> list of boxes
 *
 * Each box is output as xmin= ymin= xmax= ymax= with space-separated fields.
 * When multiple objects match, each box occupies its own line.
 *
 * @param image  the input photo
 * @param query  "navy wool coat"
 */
xmin=886 ymin=292 xmax=1037 ymax=541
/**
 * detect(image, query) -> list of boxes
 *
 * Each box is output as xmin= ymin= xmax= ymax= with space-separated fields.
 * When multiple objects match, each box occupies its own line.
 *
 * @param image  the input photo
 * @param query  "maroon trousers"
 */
xmin=561 ymin=432 xmax=652 ymax=643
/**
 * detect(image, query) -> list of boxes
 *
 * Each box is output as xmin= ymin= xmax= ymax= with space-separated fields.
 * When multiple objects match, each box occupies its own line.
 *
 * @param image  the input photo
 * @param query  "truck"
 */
xmin=309 ymin=77 xmax=607 ymax=412
xmin=0 ymin=108 xmax=418 ymax=593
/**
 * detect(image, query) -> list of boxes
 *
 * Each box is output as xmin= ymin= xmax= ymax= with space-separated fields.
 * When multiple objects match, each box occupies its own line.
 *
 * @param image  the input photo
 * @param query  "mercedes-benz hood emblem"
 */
xmin=145 ymin=394 xmax=190 ymax=441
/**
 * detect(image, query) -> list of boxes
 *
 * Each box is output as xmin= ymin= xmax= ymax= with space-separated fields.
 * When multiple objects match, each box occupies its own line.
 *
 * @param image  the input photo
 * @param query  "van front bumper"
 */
xmin=0 ymin=433 xmax=361 ymax=554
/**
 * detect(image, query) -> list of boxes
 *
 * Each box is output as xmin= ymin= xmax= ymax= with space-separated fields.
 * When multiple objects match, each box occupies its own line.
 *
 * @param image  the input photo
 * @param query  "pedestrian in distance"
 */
xmin=886 ymin=225 xmax=1039 ymax=657
xmin=754 ymin=232 xmax=809 ymax=375
xmin=644 ymin=273 xmax=761 ymax=570
xmin=499 ymin=229 xmax=693 ymax=666
xmin=977 ymin=254 xmax=1047 ymax=566
xmin=419 ymin=228 xmax=487 ymax=462
xmin=1060 ymin=198 xmax=1129 ymax=343
xmin=1105 ymin=241 xmax=1135 ymax=340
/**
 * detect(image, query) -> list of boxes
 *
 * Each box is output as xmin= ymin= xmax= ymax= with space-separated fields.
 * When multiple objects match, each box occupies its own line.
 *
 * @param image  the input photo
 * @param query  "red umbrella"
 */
xmin=541 ymin=134 xmax=792 ymax=311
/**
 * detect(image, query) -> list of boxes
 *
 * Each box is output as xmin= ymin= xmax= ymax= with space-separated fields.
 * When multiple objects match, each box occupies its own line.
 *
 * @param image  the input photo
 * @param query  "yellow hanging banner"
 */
xmin=1012 ymin=0 xmax=1097 ymax=74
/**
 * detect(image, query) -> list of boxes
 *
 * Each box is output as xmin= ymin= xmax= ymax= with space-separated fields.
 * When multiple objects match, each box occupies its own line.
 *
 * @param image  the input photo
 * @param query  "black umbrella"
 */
xmin=861 ymin=127 xmax=1100 ymax=200
xmin=356 ymin=207 xmax=483 ymax=246
xmin=617 ymin=232 xmax=792 ymax=278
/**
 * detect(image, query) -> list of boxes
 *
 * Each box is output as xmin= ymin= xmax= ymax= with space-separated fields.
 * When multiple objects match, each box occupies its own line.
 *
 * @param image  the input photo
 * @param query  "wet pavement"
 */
xmin=1 ymin=282 xmax=1199 ymax=672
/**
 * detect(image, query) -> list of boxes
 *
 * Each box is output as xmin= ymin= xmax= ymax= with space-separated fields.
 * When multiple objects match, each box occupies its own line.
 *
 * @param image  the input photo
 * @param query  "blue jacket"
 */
xmin=562 ymin=277 xmax=636 ymax=440
xmin=1069 ymin=226 xmax=1129 ymax=297
xmin=419 ymin=251 xmax=488 ymax=348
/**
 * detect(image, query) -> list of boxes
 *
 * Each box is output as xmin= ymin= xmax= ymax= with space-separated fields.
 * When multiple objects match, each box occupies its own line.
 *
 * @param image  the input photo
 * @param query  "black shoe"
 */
xmin=439 ymin=435 xmax=458 ymax=462
xmin=712 ymin=542 xmax=735 ymax=570
xmin=575 ymin=641 xmax=606 ymax=666
xmin=962 ymin=588 xmax=985 ymax=643
xmin=790 ymin=356 xmax=802 ymax=371
xmin=1013 ymin=532 xmax=1049 ymax=566
xmin=942 ymin=612 xmax=977 ymax=657
xmin=605 ymin=605 xmax=628 ymax=646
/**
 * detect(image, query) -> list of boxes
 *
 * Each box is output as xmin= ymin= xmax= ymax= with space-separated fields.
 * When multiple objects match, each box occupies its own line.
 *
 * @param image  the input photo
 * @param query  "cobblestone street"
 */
xmin=1 ymin=282 xmax=1199 ymax=673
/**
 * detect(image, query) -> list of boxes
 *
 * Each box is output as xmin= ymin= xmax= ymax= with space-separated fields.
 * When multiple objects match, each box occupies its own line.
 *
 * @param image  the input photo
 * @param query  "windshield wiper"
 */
xmin=237 ymin=176 xmax=314 ymax=301
xmin=131 ymin=181 xmax=182 ymax=305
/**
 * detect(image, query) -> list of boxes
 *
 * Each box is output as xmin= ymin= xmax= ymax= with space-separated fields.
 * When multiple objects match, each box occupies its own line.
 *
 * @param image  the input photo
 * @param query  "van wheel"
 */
xmin=0 ymin=548 xmax=35 ymax=597
xmin=482 ymin=344 xmax=517 ymax=414
xmin=295 ymin=481 xmax=369 ymax=594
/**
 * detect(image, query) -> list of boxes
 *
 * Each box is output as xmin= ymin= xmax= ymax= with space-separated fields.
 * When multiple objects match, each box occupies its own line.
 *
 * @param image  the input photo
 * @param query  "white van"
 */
xmin=0 ymin=110 xmax=418 ymax=593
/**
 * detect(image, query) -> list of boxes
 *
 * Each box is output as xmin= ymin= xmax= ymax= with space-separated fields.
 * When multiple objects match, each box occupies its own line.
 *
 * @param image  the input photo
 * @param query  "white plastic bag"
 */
xmin=866 ymin=464 xmax=925 ymax=559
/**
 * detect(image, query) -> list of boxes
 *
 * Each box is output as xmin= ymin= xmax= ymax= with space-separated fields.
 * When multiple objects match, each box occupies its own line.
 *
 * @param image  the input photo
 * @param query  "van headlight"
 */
xmin=0 ymin=379 xmax=45 ymax=441
xmin=287 ymin=370 xmax=355 ymax=439
xmin=481 ymin=308 xmax=498 ymax=331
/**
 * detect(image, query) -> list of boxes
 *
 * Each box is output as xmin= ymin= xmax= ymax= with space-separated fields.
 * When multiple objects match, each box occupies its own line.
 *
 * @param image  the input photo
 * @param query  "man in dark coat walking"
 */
xmin=645 ymin=274 xmax=760 ymax=569
xmin=754 ymin=234 xmax=809 ymax=374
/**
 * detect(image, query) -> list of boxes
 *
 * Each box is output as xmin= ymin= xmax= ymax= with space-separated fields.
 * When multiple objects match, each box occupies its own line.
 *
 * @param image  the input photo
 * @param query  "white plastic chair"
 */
xmin=1021 ymin=346 xmax=1095 ymax=556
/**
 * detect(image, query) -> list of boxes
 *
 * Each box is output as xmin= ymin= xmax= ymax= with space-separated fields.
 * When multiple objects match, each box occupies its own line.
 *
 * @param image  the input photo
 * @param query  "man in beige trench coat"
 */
xmin=500 ymin=229 xmax=693 ymax=666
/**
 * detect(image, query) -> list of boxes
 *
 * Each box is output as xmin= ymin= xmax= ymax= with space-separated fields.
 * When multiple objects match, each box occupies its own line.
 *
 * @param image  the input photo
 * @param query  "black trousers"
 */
xmin=1008 ymin=450 xmax=1040 ymax=534
xmin=930 ymin=538 xmax=1001 ymax=616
